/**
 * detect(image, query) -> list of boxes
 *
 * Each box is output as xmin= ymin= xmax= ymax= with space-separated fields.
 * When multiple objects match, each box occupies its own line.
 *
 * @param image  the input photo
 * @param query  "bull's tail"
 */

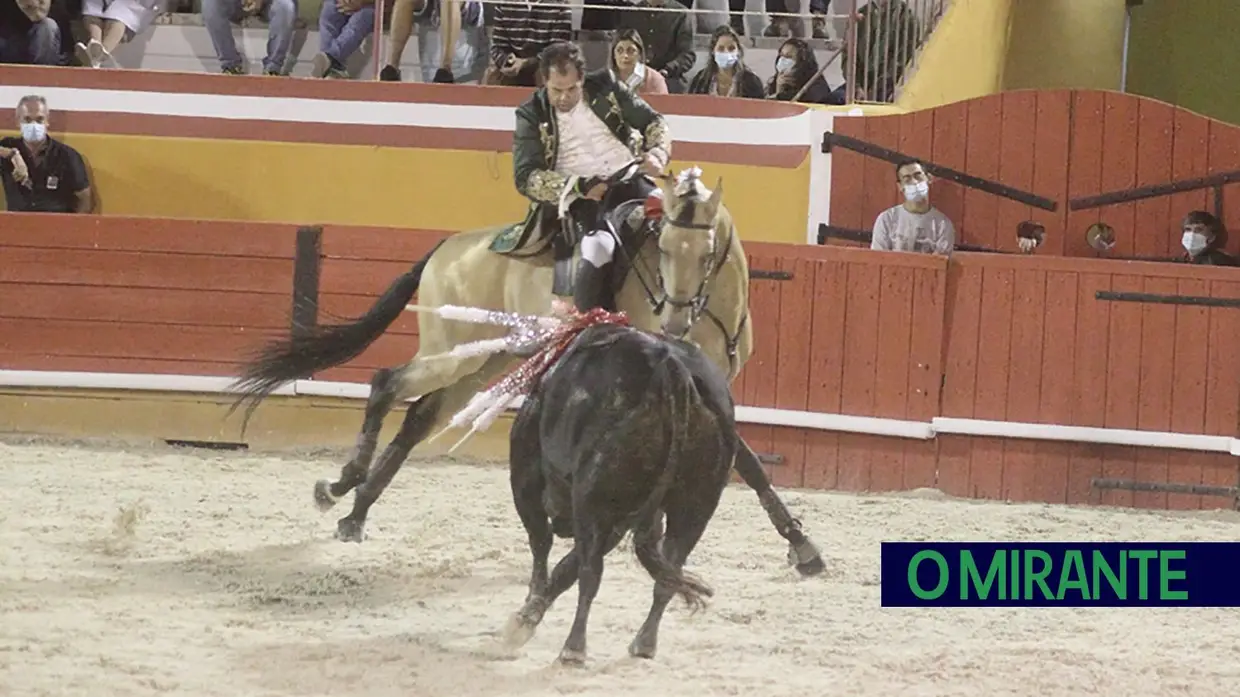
xmin=631 ymin=353 xmax=714 ymax=613
xmin=226 ymin=239 xmax=445 ymax=430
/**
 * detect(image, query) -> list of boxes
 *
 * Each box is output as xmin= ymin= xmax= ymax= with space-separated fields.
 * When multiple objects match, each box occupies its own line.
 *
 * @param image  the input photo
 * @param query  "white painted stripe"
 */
xmin=0 ymin=369 xmax=1236 ymax=455
xmin=0 ymin=85 xmax=816 ymax=147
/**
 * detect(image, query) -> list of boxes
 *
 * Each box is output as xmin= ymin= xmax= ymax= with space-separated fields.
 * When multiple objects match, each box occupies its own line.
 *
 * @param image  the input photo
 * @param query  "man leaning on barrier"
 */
xmin=510 ymin=40 xmax=672 ymax=314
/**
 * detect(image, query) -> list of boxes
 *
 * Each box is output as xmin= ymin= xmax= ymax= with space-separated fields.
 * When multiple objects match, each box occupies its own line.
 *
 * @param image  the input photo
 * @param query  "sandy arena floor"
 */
xmin=2 ymin=436 xmax=1239 ymax=697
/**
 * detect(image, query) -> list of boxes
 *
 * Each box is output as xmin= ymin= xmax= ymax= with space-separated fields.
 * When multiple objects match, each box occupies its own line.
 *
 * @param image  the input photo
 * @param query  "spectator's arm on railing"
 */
xmin=662 ymin=13 xmax=696 ymax=81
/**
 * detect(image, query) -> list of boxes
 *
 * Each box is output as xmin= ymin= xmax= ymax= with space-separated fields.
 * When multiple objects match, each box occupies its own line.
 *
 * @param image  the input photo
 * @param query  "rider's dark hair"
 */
xmin=539 ymin=41 xmax=586 ymax=81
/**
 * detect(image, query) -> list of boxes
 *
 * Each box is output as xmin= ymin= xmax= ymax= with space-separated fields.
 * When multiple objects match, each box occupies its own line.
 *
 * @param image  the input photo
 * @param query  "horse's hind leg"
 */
xmin=314 ymin=365 xmax=407 ymax=511
xmin=734 ymin=438 xmax=825 ymax=576
xmin=332 ymin=353 xmax=514 ymax=542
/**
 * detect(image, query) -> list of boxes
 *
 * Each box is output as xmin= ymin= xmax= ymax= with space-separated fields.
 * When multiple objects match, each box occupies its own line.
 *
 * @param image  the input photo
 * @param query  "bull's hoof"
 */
xmin=335 ymin=517 xmax=366 ymax=543
xmin=557 ymin=648 xmax=587 ymax=666
xmin=788 ymin=539 xmax=825 ymax=577
xmin=627 ymin=636 xmax=657 ymax=660
xmin=313 ymin=479 xmax=338 ymax=512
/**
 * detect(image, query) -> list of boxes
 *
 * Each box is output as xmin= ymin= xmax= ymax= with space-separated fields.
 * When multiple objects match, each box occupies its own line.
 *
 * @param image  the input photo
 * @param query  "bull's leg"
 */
xmin=332 ymin=354 xmax=514 ymax=542
xmin=502 ymin=412 xmax=553 ymax=650
xmin=313 ymin=365 xmax=404 ymax=510
xmin=734 ymin=438 xmax=825 ymax=576
xmin=629 ymin=480 xmax=722 ymax=660
xmin=558 ymin=518 xmax=607 ymax=667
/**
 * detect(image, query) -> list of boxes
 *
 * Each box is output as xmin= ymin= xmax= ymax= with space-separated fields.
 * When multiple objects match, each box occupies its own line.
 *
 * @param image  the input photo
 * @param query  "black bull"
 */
xmin=503 ymin=323 xmax=736 ymax=664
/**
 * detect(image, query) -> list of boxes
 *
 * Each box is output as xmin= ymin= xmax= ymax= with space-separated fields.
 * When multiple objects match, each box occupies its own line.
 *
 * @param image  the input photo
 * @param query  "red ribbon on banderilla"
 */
xmin=403 ymin=302 xmax=631 ymax=453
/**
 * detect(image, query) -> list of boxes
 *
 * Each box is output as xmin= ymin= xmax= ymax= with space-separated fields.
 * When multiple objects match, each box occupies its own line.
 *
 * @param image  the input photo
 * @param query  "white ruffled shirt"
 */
xmin=553 ymin=100 xmax=635 ymax=180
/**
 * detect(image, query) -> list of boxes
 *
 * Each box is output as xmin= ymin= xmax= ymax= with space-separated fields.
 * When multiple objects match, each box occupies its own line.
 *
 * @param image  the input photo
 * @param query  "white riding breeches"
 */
xmin=580 ymin=230 xmax=616 ymax=268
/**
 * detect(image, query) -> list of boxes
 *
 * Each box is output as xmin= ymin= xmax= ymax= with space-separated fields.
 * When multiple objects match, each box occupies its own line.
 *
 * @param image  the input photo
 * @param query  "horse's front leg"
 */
xmin=733 ymin=438 xmax=825 ymax=576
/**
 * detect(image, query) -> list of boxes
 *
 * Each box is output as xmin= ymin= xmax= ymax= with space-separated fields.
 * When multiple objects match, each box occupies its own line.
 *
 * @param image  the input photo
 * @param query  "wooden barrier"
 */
xmin=828 ymin=90 xmax=1240 ymax=259
xmin=3 ymin=212 xmax=1238 ymax=511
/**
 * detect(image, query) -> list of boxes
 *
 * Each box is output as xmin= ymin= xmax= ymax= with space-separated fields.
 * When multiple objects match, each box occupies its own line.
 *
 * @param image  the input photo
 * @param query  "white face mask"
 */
xmin=714 ymin=51 xmax=739 ymax=69
xmin=1183 ymin=231 xmax=1209 ymax=255
xmin=21 ymin=122 xmax=46 ymax=143
xmin=775 ymin=57 xmax=795 ymax=73
xmin=902 ymin=180 xmax=929 ymax=202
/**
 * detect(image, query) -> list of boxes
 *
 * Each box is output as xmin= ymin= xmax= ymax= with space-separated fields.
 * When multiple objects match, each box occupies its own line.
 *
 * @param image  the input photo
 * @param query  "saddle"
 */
xmin=548 ymin=194 xmax=661 ymax=298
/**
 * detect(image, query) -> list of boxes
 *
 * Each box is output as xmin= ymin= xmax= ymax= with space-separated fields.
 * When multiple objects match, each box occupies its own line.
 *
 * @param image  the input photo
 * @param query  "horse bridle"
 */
xmin=613 ymin=199 xmax=749 ymax=380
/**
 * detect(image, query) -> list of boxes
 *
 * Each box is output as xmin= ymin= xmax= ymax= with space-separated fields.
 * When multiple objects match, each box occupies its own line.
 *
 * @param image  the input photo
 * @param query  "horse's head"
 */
xmin=653 ymin=166 xmax=726 ymax=339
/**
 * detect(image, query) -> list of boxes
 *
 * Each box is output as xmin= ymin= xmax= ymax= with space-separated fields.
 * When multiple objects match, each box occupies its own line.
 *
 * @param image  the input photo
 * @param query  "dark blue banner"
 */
xmin=880 ymin=542 xmax=1240 ymax=607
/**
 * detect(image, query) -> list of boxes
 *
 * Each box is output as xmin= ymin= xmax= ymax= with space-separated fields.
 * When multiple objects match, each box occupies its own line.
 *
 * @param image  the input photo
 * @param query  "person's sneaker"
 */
xmin=812 ymin=14 xmax=829 ymax=39
xmin=74 ymin=39 xmax=108 ymax=68
xmin=311 ymin=51 xmax=332 ymax=78
xmin=432 ymin=67 xmax=454 ymax=83
xmin=379 ymin=64 xmax=401 ymax=81
xmin=763 ymin=20 xmax=790 ymax=37
xmin=223 ymin=64 xmax=245 ymax=75
xmin=265 ymin=67 xmax=282 ymax=76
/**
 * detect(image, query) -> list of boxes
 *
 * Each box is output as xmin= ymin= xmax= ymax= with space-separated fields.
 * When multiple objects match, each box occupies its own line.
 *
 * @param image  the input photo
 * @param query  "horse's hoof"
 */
xmin=335 ymin=517 xmax=366 ymax=543
xmin=313 ymin=480 xmax=338 ymax=513
xmin=788 ymin=539 xmax=826 ymax=577
xmin=501 ymin=612 xmax=538 ymax=650
xmin=557 ymin=648 xmax=587 ymax=666
xmin=627 ymin=637 xmax=657 ymax=659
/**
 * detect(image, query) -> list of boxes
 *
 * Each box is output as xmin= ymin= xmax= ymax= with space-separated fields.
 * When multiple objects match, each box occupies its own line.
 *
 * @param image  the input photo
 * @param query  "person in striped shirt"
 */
xmin=484 ymin=0 xmax=572 ymax=87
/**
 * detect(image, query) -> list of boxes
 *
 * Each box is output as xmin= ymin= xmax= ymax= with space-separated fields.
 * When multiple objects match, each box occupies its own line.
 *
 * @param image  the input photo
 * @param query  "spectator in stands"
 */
xmin=484 ymin=0 xmax=571 ymax=87
xmin=202 ymin=0 xmax=297 ymax=75
xmin=1181 ymin=210 xmax=1238 ymax=266
xmin=608 ymin=28 xmax=667 ymax=95
xmin=612 ymin=0 xmax=696 ymax=94
xmin=687 ymin=25 xmax=763 ymax=99
xmin=380 ymin=0 xmax=481 ymax=83
xmin=312 ymin=0 xmax=375 ymax=78
xmin=765 ymin=37 xmax=842 ymax=104
xmin=843 ymin=0 xmax=919 ymax=102
xmin=0 ymin=95 xmax=93 ymax=214
xmin=0 ymin=0 xmax=63 ymax=65
xmin=76 ymin=0 xmax=163 ymax=68
xmin=870 ymin=159 xmax=955 ymax=255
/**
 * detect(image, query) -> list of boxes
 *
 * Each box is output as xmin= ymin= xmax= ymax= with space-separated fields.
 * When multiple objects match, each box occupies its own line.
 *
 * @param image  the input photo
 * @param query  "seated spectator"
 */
xmin=0 ymin=95 xmax=93 ymax=214
xmin=76 ymin=0 xmax=162 ymax=68
xmin=483 ymin=0 xmax=571 ymax=87
xmin=763 ymin=0 xmax=828 ymax=38
xmin=612 ymin=0 xmax=695 ymax=94
xmin=202 ymin=0 xmax=297 ymax=75
xmin=1 ymin=0 xmax=64 ymax=65
xmin=844 ymin=0 xmax=920 ymax=102
xmin=609 ymin=28 xmax=667 ymax=95
xmin=687 ymin=25 xmax=763 ymax=99
xmin=380 ymin=0 xmax=481 ymax=83
xmin=1181 ymin=210 xmax=1238 ymax=266
xmin=870 ymin=159 xmax=955 ymax=256
xmin=765 ymin=37 xmax=842 ymax=104
xmin=312 ymin=0 xmax=375 ymax=78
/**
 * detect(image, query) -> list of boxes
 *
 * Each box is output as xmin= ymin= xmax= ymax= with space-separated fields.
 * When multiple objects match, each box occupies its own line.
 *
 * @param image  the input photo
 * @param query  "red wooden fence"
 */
xmin=829 ymin=90 xmax=1240 ymax=259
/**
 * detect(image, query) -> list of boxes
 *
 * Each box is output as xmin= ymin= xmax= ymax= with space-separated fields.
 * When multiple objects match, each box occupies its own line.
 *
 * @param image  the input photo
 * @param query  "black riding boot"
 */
xmin=573 ymin=259 xmax=615 ymax=313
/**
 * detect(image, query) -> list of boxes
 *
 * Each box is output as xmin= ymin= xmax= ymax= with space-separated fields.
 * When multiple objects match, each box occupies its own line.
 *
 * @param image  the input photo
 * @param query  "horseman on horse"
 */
xmin=492 ymin=40 xmax=670 ymax=315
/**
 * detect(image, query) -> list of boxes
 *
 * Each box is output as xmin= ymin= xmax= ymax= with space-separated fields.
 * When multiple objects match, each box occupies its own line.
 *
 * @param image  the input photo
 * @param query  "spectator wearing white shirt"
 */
xmin=870 ymin=159 xmax=955 ymax=256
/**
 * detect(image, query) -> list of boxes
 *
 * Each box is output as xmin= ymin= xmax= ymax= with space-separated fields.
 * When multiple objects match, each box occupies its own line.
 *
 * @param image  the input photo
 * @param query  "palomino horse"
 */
xmin=228 ymin=167 xmax=825 ymax=576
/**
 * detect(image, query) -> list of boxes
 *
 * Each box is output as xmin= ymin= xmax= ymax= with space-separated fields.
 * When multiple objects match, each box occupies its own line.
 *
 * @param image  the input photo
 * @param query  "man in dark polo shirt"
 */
xmin=1 ymin=94 xmax=93 ymax=213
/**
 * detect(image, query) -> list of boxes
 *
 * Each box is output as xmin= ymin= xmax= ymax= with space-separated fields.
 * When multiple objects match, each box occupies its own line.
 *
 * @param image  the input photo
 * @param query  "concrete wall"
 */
xmin=1125 ymin=0 xmax=1240 ymax=126
xmin=1002 ymin=0 xmax=1127 ymax=92
xmin=895 ymin=0 xmax=1013 ymax=111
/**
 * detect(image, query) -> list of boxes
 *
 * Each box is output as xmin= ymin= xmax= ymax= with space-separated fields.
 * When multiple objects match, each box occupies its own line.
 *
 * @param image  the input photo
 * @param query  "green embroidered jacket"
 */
xmin=498 ymin=69 xmax=671 ymax=254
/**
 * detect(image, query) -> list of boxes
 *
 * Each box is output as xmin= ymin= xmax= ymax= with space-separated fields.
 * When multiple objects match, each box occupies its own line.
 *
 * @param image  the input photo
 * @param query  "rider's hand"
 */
xmin=639 ymin=153 xmax=664 ymax=178
xmin=584 ymin=182 xmax=608 ymax=201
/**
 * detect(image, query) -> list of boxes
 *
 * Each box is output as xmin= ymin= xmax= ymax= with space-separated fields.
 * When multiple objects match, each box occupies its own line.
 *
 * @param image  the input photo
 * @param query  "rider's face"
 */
xmin=546 ymin=66 xmax=584 ymax=113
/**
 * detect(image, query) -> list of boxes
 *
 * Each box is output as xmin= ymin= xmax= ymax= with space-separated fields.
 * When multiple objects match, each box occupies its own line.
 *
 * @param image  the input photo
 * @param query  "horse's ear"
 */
xmin=706 ymin=176 xmax=724 ymax=212
xmin=656 ymin=173 xmax=678 ymax=206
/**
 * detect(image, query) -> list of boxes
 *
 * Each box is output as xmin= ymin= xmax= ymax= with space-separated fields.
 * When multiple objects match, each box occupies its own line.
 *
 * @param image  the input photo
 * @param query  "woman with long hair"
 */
xmin=765 ymin=37 xmax=843 ymax=104
xmin=608 ymin=28 xmax=668 ymax=95
xmin=687 ymin=25 xmax=764 ymax=99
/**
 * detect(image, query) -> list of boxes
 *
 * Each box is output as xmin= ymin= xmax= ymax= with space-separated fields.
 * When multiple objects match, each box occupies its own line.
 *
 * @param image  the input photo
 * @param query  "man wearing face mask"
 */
xmin=870 ymin=159 xmax=955 ymax=256
xmin=497 ymin=41 xmax=671 ymax=315
xmin=0 ymin=94 xmax=93 ymax=214
xmin=1180 ymin=210 xmax=1237 ymax=266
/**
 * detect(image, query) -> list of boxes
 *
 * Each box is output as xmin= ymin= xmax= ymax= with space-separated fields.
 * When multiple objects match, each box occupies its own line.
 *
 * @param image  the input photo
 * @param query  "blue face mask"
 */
xmin=714 ymin=51 xmax=739 ymax=69
xmin=775 ymin=57 xmax=795 ymax=73
xmin=21 ymin=122 xmax=46 ymax=143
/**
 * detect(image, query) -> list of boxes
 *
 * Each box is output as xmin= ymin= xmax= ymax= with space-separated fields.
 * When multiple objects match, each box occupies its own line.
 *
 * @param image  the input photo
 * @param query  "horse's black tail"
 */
xmin=226 ymin=239 xmax=445 ymax=431
xmin=631 ymin=353 xmax=714 ymax=612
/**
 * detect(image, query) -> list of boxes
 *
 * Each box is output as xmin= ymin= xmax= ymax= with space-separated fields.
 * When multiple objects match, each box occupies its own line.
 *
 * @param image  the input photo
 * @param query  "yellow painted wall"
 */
xmin=1002 ymin=0 xmax=1127 ymax=91
xmin=1126 ymin=0 xmax=1240 ymax=126
xmin=895 ymin=0 xmax=1014 ymax=111
xmin=0 ymin=131 xmax=811 ymax=245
